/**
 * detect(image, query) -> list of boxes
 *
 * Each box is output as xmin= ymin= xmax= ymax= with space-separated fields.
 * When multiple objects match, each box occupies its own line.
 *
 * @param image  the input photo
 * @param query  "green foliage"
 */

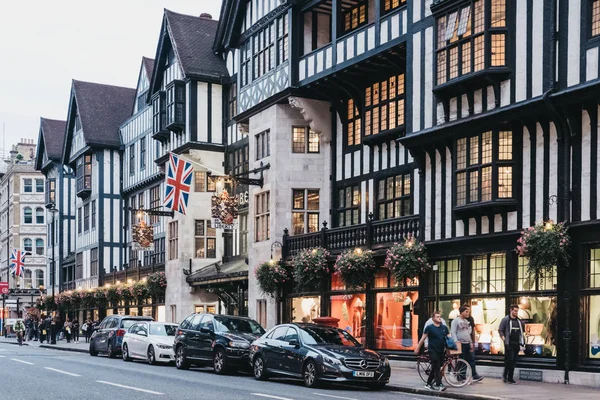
xmin=334 ymin=249 xmax=376 ymax=290
xmin=516 ymin=221 xmax=570 ymax=278
xmin=293 ymin=247 xmax=330 ymax=292
xmin=255 ymin=261 xmax=288 ymax=297
xmin=384 ymin=238 xmax=430 ymax=284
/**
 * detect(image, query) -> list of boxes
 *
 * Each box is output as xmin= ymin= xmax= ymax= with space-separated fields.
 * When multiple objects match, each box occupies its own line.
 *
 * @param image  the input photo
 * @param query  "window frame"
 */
xmin=342 ymin=0 xmax=368 ymax=35
xmin=364 ymin=74 xmax=406 ymax=137
xmin=23 ymin=238 xmax=33 ymax=254
xmin=35 ymin=238 xmax=44 ymax=256
xmin=194 ymin=220 xmax=217 ymax=259
xmin=35 ymin=207 xmax=44 ymax=224
xmin=84 ymin=203 xmax=90 ymax=232
xmin=346 ymin=98 xmax=361 ymax=147
xmin=292 ymin=126 xmax=320 ymax=154
xmin=382 ymin=0 xmax=407 ymax=15
xmin=376 ymin=172 xmax=412 ymax=220
xmin=255 ymin=191 xmax=270 ymax=242
xmin=255 ymin=130 xmax=270 ymax=160
xmin=76 ymin=154 xmax=92 ymax=193
xmin=46 ymin=179 xmax=56 ymax=206
xmin=23 ymin=178 xmax=33 ymax=193
xmin=35 ymin=178 xmax=44 ymax=193
xmin=591 ymin=0 xmax=600 ymax=38
xmin=337 ymin=185 xmax=361 ymax=227
xmin=90 ymin=248 xmax=98 ymax=276
xmin=149 ymin=186 xmax=160 ymax=224
xmin=24 ymin=207 xmax=33 ymax=224
xmin=292 ymin=189 xmax=320 ymax=235
xmin=91 ymin=200 xmax=96 ymax=230
xmin=140 ymin=137 xmax=146 ymax=170
xmin=169 ymin=221 xmax=179 ymax=260
xmin=470 ymin=253 xmax=506 ymax=294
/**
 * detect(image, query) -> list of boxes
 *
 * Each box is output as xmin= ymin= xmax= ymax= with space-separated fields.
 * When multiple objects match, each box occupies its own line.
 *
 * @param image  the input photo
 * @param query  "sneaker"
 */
xmin=508 ymin=379 xmax=517 ymax=384
xmin=425 ymin=384 xmax=434 ymax=390
xmin=473 ymin=375 xmax=484 ymax=382
xmin=437 ymin=385 xmax=446 ymax=392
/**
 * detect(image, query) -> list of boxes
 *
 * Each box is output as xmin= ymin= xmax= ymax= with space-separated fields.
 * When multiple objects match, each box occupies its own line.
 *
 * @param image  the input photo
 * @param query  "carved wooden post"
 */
xmin=366 ymin=212 xmax=374 ymax=249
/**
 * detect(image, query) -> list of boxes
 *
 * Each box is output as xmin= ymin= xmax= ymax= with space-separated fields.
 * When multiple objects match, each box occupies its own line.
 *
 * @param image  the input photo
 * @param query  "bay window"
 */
xmin=365 ymin=74 xmax=405 ymax=137
xmin=76 ymin=154 xmax=92 ymax=196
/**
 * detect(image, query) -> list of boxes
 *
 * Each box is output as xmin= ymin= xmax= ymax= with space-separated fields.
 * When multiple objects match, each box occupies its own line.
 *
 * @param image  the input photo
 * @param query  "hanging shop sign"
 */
xmin=211 ymin=190 xmax=239 ymax=229
xmin=132 ymin=220 xmax=155 ymax=251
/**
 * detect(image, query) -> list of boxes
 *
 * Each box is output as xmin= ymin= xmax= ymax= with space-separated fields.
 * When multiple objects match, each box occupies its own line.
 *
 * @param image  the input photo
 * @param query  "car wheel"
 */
xmin=122 ymin=343 xmax=131 ymax=362
xmin=148 ymin=345 xmax=156 ymax=365
xmin=303 ymin=360 xmax=319 ymax=388
xmin=175 ymin=346 xmax=190 ymax=370
xmin=253 ymin=355 xmax=268 ymax=381
xmin=367 ymin=382 xmax=386 ymax=391
xmin=213 ymin=347 xmax=229 ymax=375
xmin=107 ymin=342 xmax=116 ymax=358
xmin=89 ymin=341 xmax=98 ymax=357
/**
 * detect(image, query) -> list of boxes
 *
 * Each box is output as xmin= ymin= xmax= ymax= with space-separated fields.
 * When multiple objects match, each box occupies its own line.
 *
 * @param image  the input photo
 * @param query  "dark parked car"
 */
xmin=173 ymin=313 xmax=265 ymax=374
xmin=89 ymin=315 xmax=153 ymax=358
xmin=249 ymin=323 xmax=391 ymax=389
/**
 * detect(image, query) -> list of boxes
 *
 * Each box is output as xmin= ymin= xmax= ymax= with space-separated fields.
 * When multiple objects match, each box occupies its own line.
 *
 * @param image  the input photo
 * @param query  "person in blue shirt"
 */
xmin=415 ymin=311 xmax=451 ymax=391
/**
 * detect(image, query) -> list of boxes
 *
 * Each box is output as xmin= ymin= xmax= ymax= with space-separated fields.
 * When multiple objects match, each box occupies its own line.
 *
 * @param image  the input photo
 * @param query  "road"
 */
xmin=0 ymin=343 xmax=432 ymax=400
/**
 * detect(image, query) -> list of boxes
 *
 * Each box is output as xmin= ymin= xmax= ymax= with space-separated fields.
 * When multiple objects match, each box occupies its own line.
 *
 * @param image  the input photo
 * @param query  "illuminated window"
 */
xmin=517 ymin=257 xmax=557 ymax=291
xmin=337 ymin=185 xmax=360 ymax=227
xmin=343 ymin=1 xmax=367 ymax=33
xmin=436 ymin=0 xmax=507 ymax=85
xmin=376 ymin=173 xmax=411 ymax=219
xmin=292 ymin=189 xmax=320 ymax=235
xmin=471 ymin=253 xmax=505 ymax=293
xmin=169 ymin=221 xmax=178 ymax=260
xmin=194 ymin=220 xmax=216 ymax=258
xmin=593 ymin=0 xmax=600 ymax=37
xmin=255 ymin=191 xmax=270 ymax=242
xmin=589 ymin=248 xmax=600 ymax=288
xmin=432 ymin=259 xmax=461 ymax=295
xmin=292 ymin=126 xmax=320 ymax=153
xmin=364 ymin=74 xmax=405 ymax=137
xmin=347 ymin=99 xmax=361 ymax=146
xmin=455 ymin=130 xmax=513 ymax=206
xmin=383 ymin=0 xmax=407 ymax=14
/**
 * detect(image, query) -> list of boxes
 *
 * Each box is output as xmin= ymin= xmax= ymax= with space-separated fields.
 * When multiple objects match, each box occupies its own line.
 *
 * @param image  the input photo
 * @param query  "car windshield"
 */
xmin=214 ymin=317 xmax=265 ymax=334
xmin=122 ymin=319 xmax=151 ymax=330
xmin=299 ymin=326 xmax=361 ymax=347
xmin=150 ymin=324 xmax=177 ymax=336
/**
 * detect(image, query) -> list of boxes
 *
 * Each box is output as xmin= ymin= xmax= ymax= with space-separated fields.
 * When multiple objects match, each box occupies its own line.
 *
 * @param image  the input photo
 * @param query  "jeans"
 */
xmin=427 ymin=350 xmax=443 ymax=387
xmin=503 ymin=343 xmax=520 ymax=381
xmin=460 ymin=342 xmax=478 ymax=377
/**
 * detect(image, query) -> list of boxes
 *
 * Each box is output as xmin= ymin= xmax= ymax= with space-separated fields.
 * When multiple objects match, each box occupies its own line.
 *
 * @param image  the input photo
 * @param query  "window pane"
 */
xmin=491 ymin=33 xmax=506 ymax=66
xmin=491 ymin=0 xmax=506 ymax=27
xmin=481 ymin=166 xmax=492 ymax=201
xmin=469 ymin=136 xmax=479 ymax=165
xmin=307 ymin=213 xmax=319 ymax=233
xmin=498 ymin=166 xmax=512 ymax=198
xmin=482 ymin=131 xmax=492 ymax=163
xmin=498 ymin=131 xmax=512 ymax=160
xmin=308 ymin=130 xmax=319 ymax=153
xmin=195 ymin=220 xmax=205 ymax=236
xmin=456 ymin=172 xmax=466 ymax=206
xmin=292 ymin=127 xmax=306 ymax=153
xmin=457 ymin=138 xmax=467 ymax=169
xmin=469 ymin=170 xmax=479 ymax=202
xmin=292 ymin=212 xmax=305 ymax=235
xmin=471 ymin=255 xmax=488 ymax=293
xmin=307 ymin=190 xmax=319 ymax=210
xmin=293 ymin=190 xmax=305 ymax=209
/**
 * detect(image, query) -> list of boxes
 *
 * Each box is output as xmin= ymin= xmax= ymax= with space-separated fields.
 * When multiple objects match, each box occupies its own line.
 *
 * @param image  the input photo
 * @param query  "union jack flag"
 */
xmin=10 ymin=249 xmax=25 ymax=277
xmin=163 ymin=153 xmax=193 ymax=215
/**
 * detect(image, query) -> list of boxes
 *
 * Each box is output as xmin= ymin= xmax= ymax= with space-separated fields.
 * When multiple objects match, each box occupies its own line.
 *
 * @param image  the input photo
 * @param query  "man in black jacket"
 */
xmin=498 ymin=305 xmax=525 ymax=384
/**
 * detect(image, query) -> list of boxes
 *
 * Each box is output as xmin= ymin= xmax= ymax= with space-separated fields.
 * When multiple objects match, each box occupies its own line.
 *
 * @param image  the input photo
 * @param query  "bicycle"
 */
xmin=417 ymin=346 xmax=472 ymax=388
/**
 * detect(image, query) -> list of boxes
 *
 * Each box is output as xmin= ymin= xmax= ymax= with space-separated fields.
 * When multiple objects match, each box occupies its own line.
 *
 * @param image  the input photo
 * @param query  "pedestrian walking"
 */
xmin=423 ymin=315 xmax=446 ymax=350
xmin=450 ymin=305 xmax=483 ymax=382
xmin=64 ymin=318 xmax=72 ymax=343
xmin=39 ymin=315 xmax=46 ymax=344
xmin=72 ymin=318 xmax=80 ymax=343
xmin=45 ymin=315 xmax=52 ymax=343
xmin=414 ymin=311 xmax=450 ymax=392
xmin=498 ymin=305 xmax=525 ymax=384
xmin=14 ymin=319 xmax=25 ymax=346
xmin=24 ymin=317 xmax=31 ymax=341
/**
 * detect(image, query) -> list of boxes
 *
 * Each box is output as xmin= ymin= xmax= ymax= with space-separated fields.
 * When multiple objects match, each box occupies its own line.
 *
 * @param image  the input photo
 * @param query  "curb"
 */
xmin=1 ymin=342 xmax=29 ymax=346
xmin=39 ymin=344 xmax=89 ymax=354
xmin=385 ymin=384 xmax=504 ymax=400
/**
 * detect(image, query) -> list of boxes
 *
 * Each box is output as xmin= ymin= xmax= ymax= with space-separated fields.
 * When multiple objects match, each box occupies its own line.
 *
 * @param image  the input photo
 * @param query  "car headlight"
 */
xmin=156 ymin=344 xmax=172 ymax=350
xmin=323 ymin=356 xmax=341 ymax=365
xmin=382 ymin=357 xmax=390 ymax=366
xmin=228 ymin=341 xmax=250 ymax=349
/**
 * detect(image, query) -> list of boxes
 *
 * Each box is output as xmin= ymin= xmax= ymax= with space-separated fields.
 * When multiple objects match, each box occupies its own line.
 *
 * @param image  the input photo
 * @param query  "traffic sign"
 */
xmin=0 ymin=281 xmax=8 ymax=295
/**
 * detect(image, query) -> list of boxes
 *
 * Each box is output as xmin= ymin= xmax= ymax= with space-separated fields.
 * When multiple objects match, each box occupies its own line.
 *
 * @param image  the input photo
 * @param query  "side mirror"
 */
xmin=139 ymin=331 xmax=147 ymax=337
xmin=288 ymin=339 xmax=300 ymax=348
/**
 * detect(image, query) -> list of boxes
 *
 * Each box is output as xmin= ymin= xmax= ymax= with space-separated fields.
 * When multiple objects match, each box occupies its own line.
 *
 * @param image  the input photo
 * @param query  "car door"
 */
xmin=97 ymin=317 xmax=114 ymax=352
xmin=126 ymin=323 xmax=139 ymax=357
xmin=263 ymin=326 xmax=288 ymax=372
xmin=281 ymin=327 xmax=304 ymax=375
xmin=185 ymin=314 xmax=204 ymax=359
xmin=137 ymin=323 xmax=149 ymax=356
xmin=197 ymin=315 xmax=215 ymax=361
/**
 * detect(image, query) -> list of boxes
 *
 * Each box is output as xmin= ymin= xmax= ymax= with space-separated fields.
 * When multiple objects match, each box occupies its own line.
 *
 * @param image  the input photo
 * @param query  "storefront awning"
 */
xmin=186 ymin=258 xmax=248 ymax=287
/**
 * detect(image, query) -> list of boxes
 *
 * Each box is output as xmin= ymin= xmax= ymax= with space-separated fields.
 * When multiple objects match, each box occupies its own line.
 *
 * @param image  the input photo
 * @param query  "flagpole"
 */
xmin=172 ymin=152 xmax=224 ymax=176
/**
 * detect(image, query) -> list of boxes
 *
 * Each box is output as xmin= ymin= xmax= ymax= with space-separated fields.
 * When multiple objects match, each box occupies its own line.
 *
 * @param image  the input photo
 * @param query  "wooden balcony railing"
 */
xmin=283 ymin=214 xmax=420 ymax=258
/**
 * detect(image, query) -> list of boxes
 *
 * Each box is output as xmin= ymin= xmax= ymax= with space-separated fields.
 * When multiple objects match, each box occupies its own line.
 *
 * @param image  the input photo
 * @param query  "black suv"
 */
xmin=173 ymin=313 xmax=265 ymax=374
xmin=89 ymin=315 xmax=153 ymax=358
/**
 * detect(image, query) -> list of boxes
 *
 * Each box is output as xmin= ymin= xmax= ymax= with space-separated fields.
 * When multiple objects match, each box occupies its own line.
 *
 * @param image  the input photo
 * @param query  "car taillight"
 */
xmin=116 ymin=329 xmax=126 ymax=337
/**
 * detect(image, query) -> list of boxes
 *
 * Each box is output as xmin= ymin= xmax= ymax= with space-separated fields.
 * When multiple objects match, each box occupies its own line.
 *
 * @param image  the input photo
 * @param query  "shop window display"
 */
xmin=330 ymin=293 xmax=366 ymax=343
xmin=589 ymin=295 xmax=600 ymax=359
xmin=469 ymin=297 xmax=505 ymax=355
xmin=374 ymin=291 xmax=419 ymax=350
xmin=515 ymin=296 xmax=557 ymax=357
xmin=291 ymin=296 xmax=321 ymax=323
xmin=435 ymin=299 xmax=461 ymax=325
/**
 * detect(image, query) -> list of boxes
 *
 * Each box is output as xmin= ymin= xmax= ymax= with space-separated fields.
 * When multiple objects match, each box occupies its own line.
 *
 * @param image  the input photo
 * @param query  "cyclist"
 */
xmin=14 ymin=319 xmax=26 ymax=346
xmin=415 ymin=311 xmax=450 ymax=392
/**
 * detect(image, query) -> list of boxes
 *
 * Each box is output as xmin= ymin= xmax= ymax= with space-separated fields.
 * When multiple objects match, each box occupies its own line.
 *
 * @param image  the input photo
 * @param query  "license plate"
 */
xmin=353 ymin=371 xmax=375 ymax=378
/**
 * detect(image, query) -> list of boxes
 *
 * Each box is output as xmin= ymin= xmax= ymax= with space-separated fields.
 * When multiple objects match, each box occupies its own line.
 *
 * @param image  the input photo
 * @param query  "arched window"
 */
xmin=24 ymin=207 xmax=32 ymax=224
xmin=36 ymin=207 xmax=44 ymax=224
xmin=35 ymin=270 xmax=44 ymax=288
xmin=23 ymin=238 xmax=33 ymax=254
xmin=24 ymin=269 xmax=32 ymax=288
xmin=35 ymin=238 xmax=44 ymax=255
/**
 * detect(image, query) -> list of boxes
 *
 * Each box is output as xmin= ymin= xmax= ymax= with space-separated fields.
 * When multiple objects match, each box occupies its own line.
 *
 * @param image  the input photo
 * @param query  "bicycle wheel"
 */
xmin=443 ymin=358 xmax=472 ymax=388
xmin=417 ymin=357 xmax=432 ymax=383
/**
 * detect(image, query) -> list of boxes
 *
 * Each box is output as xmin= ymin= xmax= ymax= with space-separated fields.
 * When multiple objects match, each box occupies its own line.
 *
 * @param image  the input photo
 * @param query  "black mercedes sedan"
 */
xmin=249 ymin=323 xmax=390 ymax=389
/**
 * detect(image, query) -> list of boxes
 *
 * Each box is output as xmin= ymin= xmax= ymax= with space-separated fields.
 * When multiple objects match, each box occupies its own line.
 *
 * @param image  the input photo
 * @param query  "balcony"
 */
xmin=165 ymin=80 xmax=186 ymax=132
xmin=283 ymin=215 xmax=420 ymax=258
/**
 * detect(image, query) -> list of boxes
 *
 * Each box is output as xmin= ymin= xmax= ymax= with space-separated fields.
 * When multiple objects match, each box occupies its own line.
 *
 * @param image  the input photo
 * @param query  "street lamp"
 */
xmin=432 ymin=264 xmax=439 ymax=311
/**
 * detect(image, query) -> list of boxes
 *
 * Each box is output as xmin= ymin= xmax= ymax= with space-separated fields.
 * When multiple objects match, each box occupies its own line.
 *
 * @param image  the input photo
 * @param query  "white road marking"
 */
xmin=44 ymin=367 xmax=81 ymax=377
xmin=96 ymin=381 xmax=164 ymax=395
xmin=11 ymin=358 xmax=34 ymax=365
xmin=313 ymin=394 xmax=358 ymax=400
xmin=251 ymin=394 xmax=295 ymax=400
xmin=0 ymin=355 xmax=5 ymax=357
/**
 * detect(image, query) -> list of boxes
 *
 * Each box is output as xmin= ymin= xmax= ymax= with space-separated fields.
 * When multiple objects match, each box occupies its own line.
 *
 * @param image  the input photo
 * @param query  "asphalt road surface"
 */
xmin=0 ymin=343 xmax=433 ymax=400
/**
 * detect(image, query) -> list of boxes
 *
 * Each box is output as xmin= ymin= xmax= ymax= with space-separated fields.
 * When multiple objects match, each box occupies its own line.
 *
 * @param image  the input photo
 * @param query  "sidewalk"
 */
xmin=1 ymin=336 xmax=598 ymax=400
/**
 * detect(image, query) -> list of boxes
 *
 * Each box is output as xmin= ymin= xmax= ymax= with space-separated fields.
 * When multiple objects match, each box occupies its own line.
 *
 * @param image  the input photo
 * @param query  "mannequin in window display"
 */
xmin=448 ymin=301 xmax=460 ymax=322
xmin=352 ymin=298 xmax=363 ymax=338
xmin=402 ymin=293 xmax=414 ymax=347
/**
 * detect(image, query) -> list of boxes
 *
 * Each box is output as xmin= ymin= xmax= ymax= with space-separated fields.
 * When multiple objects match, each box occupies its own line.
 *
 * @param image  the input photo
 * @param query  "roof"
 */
xmin=165 ymin=10 xmax=228 ymax=80
xmin=186 ymin=258 xmax=248 ymax=285
xmin=63 ymin=80 xmax=135 ymax=162
xmin=35 ymin=117 xmax=66 ymax=170
xmin=142 ymin=57 xmax=155 ymax=79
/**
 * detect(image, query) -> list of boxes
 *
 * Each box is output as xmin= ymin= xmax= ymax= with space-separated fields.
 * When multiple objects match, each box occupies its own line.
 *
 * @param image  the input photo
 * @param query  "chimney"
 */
xmin=199 ymin=13 xmax=212 ymax=20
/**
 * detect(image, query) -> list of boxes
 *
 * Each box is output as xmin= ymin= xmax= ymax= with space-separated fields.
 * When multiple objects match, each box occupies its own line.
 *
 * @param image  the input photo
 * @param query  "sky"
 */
xmin=0 ymin=0 xmax=223 ymax=156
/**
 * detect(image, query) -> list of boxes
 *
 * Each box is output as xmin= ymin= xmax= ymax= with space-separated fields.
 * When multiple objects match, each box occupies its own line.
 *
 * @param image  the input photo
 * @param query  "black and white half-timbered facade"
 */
xmin=35 ymin=118 xmax=75 ymax=296
xmin=215 ymin=0 xmax=600 ymax=371
xmin=147 ymin=10 xmax=246 ymax=323
xmin=61 ymin=80 xmax=135 ymax=319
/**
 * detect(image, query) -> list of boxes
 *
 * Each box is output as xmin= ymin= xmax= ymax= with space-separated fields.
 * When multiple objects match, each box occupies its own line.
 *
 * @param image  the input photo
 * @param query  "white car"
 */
xmin=122 ymin=321 xmax=178 ymax=364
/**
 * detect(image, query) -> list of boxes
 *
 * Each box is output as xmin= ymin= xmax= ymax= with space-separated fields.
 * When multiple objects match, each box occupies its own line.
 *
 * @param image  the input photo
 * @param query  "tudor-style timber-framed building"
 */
xmin=214 ymin=0 xmax=600 ymax=372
